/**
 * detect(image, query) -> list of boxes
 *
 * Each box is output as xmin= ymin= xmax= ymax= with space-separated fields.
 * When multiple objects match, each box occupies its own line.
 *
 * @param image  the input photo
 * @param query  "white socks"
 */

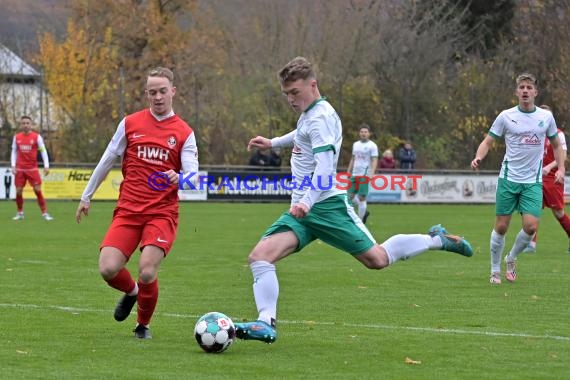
xmin=352 ymin=196 xmax=361 ymax=207
xmin=506 ymin=229 xmax=533 ymax=262
xmin=490 ymin=229 xmax=505 ymax=273
xmin=251 ymin=261 xmax=278 ymax=325
xmin=358 ymin=201 xmax=367 ymax=219
xmin=381 ymin=234 xmax=433 ymax=265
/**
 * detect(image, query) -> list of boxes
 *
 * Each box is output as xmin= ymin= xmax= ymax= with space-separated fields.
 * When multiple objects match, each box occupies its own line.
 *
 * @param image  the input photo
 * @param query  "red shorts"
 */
xmin=15 ymin=169 xmax=42 ymax=188
xmin=542 ymin=180 xmax=565 ymax=210
xmin=101 ymin=209 xmax=179 ymax=259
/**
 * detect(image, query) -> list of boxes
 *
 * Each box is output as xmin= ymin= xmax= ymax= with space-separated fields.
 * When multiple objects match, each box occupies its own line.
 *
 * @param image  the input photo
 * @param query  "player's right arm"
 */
xmin=346 ymin=156 xmax=354 ymax=175
xmin=10 ymin=136 xmax=17 ymax=174
xmin=248 ymin=130 xmax=296 ymax=151
xmin=471 ymin=134 xmax=495 ymax=170
xmin=472 ymin=112 xmax=506 ymax=170
xmin=270 ymin=130 xmax=296 ymax=149
xmin=76 ymin=119 xmax=127 ymax=223
xmin=346 ymin=142 xmax=356 ymax=175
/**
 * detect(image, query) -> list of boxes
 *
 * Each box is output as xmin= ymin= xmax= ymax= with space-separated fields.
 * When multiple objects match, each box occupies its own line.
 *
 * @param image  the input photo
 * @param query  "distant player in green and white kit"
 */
xmin=347 ymin=124 xmax=378 ymax=224
xmin=234 ymin=56 xmax=474 ymax=345
xmin=471 ymin=73 xmax=565 ymax=285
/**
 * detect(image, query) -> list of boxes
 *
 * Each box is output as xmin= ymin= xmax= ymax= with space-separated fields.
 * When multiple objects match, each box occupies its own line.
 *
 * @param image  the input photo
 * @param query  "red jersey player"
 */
xmin=523 ymin=104 xmax=570 ymax=253
xmin=11 ymin=115 xmax=53 ymax=221
xmin=75 ymin=67 xmax=199 ymax=339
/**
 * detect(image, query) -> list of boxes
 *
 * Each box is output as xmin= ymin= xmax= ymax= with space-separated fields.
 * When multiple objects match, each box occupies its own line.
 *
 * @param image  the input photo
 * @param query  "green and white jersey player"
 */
xmin=471 ymin=73 xmax=566 ymax=285
xmin=347 ymin=124 xmax=378 ymax=223
xmin=272 ymin=94 xmax=345 ymax=207
xmin=234 ymin=56 xmax=474 ymax=345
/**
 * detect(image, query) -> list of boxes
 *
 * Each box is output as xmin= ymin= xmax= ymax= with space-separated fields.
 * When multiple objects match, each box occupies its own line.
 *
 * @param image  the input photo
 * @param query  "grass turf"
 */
xmin=1 ymin=200 xmax=570 ymax=379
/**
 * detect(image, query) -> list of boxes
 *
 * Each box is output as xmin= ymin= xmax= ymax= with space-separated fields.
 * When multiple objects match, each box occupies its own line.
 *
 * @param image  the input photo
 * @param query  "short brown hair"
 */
xmin=278 ymin=57 xmax=316 ymax=85
xmin=148 ymin=67 xmax=174 ymax=84
xmin=516 ymin=73 xmax=538 ymax=87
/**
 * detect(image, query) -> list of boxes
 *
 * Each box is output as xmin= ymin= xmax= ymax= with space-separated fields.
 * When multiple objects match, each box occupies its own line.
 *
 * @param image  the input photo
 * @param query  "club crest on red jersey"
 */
xmin=168 ymin=136 xmax=177 ymax=147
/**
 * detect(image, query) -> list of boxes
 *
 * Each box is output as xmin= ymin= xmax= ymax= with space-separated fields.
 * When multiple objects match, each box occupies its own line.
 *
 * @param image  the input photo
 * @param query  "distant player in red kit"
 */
xmin=11 ymin=115 xmax=53 ymax=221
xmin=523 ymin=104 xmax=570 ymax=253
xmin=75 ymin=67 xmax=199 ymax=339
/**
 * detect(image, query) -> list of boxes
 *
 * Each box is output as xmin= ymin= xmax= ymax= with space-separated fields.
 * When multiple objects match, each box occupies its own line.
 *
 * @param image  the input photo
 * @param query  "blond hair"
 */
xmin=516 ymin=73 xmax=537 ymax=88
xmin=148 ymin=67 xmax=174 ymax=84
xmin=278 ymin=57 xmax=316 ymax=85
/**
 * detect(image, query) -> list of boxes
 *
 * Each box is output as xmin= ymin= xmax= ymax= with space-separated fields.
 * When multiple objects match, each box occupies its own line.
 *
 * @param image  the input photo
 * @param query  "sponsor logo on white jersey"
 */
xmin=522 ymin=134 xmax=541 ymax=145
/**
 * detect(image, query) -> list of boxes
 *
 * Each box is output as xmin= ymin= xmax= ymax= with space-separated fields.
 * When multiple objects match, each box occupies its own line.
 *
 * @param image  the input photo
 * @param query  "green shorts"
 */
xmin=496 ymin=178 xmax=542 ymax=217
xmin=347 ymin=176 xmax=370 ymax=196
xmin=263 ymin=194 xmax=376 ymax=255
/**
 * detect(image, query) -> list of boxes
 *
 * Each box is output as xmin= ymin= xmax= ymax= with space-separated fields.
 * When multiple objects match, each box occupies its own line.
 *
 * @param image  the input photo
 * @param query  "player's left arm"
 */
xmin=37 ymin=135 xmax=50 ymax=175
xmin=550 ymin=135 xmax=566 ymax=184
xmin=544 ymin=131 xmax=566 ymax=175
xmin=172 ymin=132 xmax=199 ymax=189
xmin=546 ymin=114 xmax=565 ymax=183
xmin=369 ymin=157 xmax=378 ymax=176
xmin=370 ymin=143 xmax=379 ymax=175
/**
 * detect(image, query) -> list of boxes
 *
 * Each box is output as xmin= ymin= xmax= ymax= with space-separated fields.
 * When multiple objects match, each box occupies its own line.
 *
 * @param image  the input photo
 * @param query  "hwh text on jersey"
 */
xmin=138 ymin=146 xmax=170 ymax=164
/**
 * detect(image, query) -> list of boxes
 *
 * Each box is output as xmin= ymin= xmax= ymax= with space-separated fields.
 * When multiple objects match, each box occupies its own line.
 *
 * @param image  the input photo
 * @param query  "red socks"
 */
xmin=106 ymin=270 xmax=160 ymax=326
xmin=16 ymin=193 xmax=23 ymax=211
xmin=558 ymin=214 xmax=570 ymax=238
xmin=137 ymin=279 xmax=159 ymax=326
xmin=106 ymin=268 xmax=136 ymax=294
xmin=33 ymin=189 xmax=47 ymax=213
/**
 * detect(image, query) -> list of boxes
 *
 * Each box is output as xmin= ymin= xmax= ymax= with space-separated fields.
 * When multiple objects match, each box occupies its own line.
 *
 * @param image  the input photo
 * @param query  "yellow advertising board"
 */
xmin=23 ymin=168 xmax=123 ymax=200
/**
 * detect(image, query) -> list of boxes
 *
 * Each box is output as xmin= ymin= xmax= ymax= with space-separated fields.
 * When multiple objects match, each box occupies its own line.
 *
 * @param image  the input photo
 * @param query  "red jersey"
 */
xmin=118 ymin=109 xmax=193 ymax=215
xmin=543 ymin=128 xmax=566 ymax=183
xmin=13 ymin=131 xmax=43 ymax=170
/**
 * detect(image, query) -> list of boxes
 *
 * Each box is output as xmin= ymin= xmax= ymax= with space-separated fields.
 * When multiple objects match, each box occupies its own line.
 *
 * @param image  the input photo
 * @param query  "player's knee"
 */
xmin=99 ymin=265 xmax=119 ymax=281
xmin=247 ymin=236 xmax=293 ymax=264
xmin=522 ymin=222 xmax=538 ymax=235
xmin=363 ymin=260 xmax=386 ymax=270
xmin=521 ymin=226 xmax=536 ymax=236
xmin=247 ymin=249 xmax=267 ymax=264
xmin=494 ymin=225 xmax=508 ymax=235
xmin=138 ymin=267 xmax=157 ymax=284
xmin=358 ymin=246 xmax=389 ymax=270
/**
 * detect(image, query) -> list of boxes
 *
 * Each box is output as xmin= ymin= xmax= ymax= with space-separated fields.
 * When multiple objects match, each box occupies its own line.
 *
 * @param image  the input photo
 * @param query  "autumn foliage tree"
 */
xmin=37 ymin=21 xmax=119 ymax=161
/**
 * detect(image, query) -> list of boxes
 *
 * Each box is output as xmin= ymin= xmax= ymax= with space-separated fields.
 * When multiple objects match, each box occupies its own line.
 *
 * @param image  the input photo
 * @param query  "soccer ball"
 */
xmin=194 ymin=312 xmax=236 ymax=353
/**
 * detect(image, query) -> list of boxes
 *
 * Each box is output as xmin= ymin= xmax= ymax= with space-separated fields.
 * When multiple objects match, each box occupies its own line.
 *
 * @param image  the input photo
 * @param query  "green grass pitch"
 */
xmin=2 ymin=201 xmax=570 ymax=379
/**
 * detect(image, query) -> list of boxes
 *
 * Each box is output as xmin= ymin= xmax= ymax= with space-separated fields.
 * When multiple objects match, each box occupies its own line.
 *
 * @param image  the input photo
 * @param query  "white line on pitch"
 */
xmin=2 ymin=302 xmax=569 ymax=342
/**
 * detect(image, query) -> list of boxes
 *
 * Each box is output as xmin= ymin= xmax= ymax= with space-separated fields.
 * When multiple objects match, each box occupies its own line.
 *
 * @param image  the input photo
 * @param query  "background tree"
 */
xmin=37 ymin=21 xmax=120 ymax=161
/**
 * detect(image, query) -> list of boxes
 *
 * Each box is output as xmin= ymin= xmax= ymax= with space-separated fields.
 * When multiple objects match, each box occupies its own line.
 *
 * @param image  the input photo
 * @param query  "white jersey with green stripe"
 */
xmin=290 ymin=98 xmax=345 ymax=204
xmin=351 ymin=140 xmax=378 ymax=176
xmin=489 ymin=105 xmax=558 ymax=183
